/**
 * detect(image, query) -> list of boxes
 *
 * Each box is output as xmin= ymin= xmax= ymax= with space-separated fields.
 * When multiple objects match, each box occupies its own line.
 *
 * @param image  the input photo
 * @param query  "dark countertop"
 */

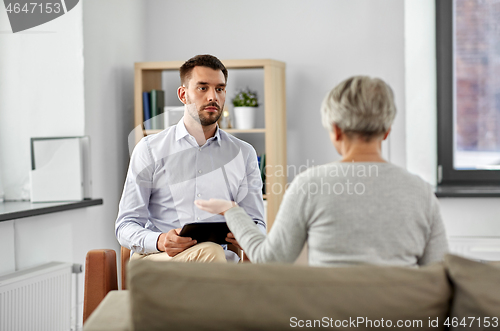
xmin=0 ymin=199 xmax=103 ymax=222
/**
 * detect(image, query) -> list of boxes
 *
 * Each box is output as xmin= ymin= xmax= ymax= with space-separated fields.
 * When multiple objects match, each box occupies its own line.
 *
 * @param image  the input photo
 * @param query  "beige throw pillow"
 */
xmin=445 ymin=254 xmax=500 ymax=331
xmin=128 ymin=260 xmax=451 ymax=331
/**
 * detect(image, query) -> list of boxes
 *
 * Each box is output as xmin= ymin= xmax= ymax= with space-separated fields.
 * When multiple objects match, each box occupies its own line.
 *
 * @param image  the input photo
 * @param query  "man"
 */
xmin=116 ymin=54 xmax=265 ymax=262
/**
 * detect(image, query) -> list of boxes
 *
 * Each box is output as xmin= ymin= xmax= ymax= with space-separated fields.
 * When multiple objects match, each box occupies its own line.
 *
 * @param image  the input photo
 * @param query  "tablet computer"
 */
xmin=178 ymin=222 xmax=231 ymax=245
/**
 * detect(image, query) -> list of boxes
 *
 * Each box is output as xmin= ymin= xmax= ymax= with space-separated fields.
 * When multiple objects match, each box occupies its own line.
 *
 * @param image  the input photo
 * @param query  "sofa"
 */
xmin=82 ymin=254 xmax=500 ymax=331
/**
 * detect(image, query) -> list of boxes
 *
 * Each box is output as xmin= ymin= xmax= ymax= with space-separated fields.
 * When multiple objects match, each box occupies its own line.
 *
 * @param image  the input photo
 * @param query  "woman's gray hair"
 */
xmin=321 ymin=76 xmax=396 ymax=139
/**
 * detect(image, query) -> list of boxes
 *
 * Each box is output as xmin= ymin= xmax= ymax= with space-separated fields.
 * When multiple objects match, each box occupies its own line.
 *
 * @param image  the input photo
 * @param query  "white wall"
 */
xmin=404 ymin=0 xmax=437 ymax=186
xmin=0 ymin=0 xmax=85 ymax=200
xmin=143 ymin=0 xmax=407 ymax=173
xmin=79 ymin=0 xmax=145 ymax=325
xmin=0 ymin=1 xmax=144 ymax=329
xmin=0 ymin=0 xmax=85 ymax=273
xmin=82 ymin=0 xmax=145 ymax=278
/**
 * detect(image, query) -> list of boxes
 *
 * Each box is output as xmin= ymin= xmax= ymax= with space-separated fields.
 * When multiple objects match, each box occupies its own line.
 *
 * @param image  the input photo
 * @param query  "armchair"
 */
xmin=83 ymin=244 xmax=246 ymax=324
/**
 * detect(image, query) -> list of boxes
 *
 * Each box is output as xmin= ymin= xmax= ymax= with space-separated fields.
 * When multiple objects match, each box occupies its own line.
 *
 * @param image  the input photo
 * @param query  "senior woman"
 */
xmin=196 ymin=76 xmax=448 ymax=267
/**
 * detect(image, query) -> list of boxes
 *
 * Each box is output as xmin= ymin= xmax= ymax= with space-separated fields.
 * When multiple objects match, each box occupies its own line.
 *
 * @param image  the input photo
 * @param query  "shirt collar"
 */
xmin=175 ymin=117 xmax=190 ymax=141
xmin=213 ymin=125 xmax=222 ymax=146
xmin=175 ymin=117 xmax=222 ymax=146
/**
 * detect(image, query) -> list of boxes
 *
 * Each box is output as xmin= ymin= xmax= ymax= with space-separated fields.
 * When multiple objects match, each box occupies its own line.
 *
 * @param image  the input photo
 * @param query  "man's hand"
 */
xmin=157 ymin=228 xmax=197 ymax=257
xmin=226 ymin=232 xmax=242 ymax=250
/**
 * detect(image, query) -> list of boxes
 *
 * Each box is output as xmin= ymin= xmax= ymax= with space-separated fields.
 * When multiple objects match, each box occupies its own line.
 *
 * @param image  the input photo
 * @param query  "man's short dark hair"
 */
xmin=180 ymin=54 xmax=228 ymax=86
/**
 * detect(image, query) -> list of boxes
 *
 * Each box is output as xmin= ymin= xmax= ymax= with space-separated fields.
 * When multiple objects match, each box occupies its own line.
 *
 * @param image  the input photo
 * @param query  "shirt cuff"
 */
xmin=144 ymin=231 xmax=162 ymax=254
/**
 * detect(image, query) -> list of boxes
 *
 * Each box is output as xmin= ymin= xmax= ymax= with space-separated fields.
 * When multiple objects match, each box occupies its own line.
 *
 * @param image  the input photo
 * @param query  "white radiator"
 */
xmin=449 ymin=237 xmax=500 ymax=261
xmin=0 ymin=262 xmax=72 ymax=331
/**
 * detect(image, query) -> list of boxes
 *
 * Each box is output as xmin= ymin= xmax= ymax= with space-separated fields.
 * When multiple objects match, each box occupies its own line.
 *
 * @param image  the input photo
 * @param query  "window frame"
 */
xmin=436 ymin=0 xmax=500 ymax=186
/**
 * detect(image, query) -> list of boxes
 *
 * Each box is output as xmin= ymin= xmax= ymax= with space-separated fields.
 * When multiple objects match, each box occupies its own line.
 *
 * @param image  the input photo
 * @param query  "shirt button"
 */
xmin=197 ymin=217 xmax=200 ymax=220
xmin=198 ymin=170 xmax=202 ymax=174
xmin=197 ymin=194 xmax=201 ymax=197
xmin=199 ymin=148 xmax=201 ymax=151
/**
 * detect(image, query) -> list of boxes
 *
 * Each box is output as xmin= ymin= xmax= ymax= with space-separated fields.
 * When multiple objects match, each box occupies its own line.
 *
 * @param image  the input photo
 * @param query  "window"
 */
xmin=437 ymin=0 xmax=500 ymax=187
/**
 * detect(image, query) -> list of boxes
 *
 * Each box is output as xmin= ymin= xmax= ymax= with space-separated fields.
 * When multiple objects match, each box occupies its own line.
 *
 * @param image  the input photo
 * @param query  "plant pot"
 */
xmin=234 ymin=107 xmax=257 ymax=129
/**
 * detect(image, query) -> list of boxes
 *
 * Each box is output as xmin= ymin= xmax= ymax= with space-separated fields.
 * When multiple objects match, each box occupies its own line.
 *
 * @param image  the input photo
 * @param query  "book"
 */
xmin=143 ymin=91 xmax=151 ymax=130
xmin=259 ymin=153 xmax=266 ymax=195
xmin=150 ymin=90 xmax=165 ymax=130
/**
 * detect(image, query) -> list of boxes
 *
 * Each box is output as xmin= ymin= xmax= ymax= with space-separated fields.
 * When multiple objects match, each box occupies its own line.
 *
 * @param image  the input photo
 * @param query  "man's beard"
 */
xmin=186 ymin=97 xmax=223 ymax=126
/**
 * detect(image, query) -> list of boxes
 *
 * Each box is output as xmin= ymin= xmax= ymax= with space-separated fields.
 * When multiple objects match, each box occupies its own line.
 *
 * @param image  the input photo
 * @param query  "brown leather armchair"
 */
xmin=83 ymin=248 xmax=122 ymax=323
xmin=83 ymin=245 xmax=246 ymax=324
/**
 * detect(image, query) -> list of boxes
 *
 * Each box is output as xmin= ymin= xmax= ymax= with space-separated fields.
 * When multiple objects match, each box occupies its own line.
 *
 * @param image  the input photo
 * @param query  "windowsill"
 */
xmin=0 ymin=199 xmax=103 ymax=222
xmin=435 ymin=185 xmax=500 ymax=198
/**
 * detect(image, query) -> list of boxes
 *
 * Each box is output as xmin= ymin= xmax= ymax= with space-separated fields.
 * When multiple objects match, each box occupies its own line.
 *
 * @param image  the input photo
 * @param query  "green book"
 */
xmin=150 ymin=90 xmax=165 ymax=130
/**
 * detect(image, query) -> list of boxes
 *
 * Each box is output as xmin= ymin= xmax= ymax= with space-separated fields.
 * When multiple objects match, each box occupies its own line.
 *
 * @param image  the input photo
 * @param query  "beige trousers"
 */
xmin=130 ymin=242 xmax=227 ymax=263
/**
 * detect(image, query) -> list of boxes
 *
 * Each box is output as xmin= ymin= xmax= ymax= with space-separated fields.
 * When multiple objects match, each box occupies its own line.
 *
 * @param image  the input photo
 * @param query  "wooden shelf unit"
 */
xmin=134 ymin=59 xmax=287 ymax=229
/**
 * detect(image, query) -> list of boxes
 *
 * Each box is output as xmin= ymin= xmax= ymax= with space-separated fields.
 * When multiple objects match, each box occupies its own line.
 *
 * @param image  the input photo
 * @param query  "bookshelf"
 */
xmin=134 ymin=59 xmax=286 ymax=230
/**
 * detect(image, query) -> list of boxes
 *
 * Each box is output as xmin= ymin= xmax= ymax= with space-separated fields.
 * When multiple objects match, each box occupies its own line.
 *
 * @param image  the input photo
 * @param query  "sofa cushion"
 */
xmin=445 ymin=254 xmax=500 ymax=330
xmin=128 ymin=260 xmax=451 ymax=331
xmin=82 ymin=290 xmax=131 ymax=331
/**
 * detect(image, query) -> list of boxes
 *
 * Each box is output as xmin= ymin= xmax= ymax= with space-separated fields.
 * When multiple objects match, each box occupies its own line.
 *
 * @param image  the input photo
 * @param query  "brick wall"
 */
xmin=455 ymin=0 xmax=500 ymax=152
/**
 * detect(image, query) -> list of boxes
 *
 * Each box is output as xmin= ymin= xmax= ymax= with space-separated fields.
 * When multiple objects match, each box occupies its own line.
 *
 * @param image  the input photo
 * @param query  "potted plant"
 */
xmin=232 ymin=88 xmax=259 ymax=129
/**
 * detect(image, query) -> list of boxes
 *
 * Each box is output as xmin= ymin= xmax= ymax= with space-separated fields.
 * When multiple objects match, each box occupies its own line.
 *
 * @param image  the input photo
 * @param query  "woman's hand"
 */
xmin=194 ymin=199 xmax=237 ymax=215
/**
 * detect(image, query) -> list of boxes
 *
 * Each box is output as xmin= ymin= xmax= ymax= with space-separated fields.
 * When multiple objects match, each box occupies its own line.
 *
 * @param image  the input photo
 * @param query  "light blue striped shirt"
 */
xmin=116 ymin=118 xmax=266 ymax=255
